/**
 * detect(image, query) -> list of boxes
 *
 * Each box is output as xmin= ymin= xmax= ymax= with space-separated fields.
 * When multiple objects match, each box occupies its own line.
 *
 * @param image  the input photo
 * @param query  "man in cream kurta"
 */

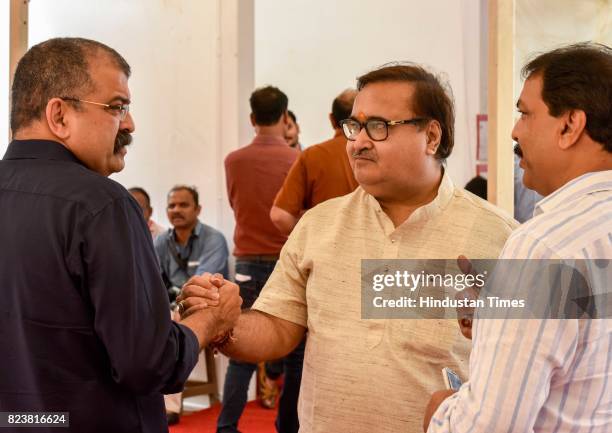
xmin=252 ymin=172 xmax=516 ymax=432
xmin=179 ymin=64 xmax=518 ymax=433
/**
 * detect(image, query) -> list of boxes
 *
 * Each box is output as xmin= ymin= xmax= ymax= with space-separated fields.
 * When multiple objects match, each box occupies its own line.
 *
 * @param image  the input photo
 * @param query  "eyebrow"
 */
xmin=110 ymin=96 xmax=131 ymax=104
xmin=349 ymin=115 xmax=388 ymax=122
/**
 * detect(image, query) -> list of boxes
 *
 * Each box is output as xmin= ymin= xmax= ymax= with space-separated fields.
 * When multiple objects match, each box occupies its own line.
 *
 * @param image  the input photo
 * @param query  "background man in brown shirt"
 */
xmin=270 ymin=89 xmax=358 ymax=234
xmin=221 ymin=86 xmax=302 ymax=433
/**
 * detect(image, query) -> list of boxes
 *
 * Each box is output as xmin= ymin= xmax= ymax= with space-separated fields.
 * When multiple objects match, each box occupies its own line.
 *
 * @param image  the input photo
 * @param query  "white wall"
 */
xmin=28 ymin=0 xmax=250 ymax=237
xmin=255 ymin=0 xmax=485 ymax=187
xmin=515 ymin=0 xmax=612 ymax=96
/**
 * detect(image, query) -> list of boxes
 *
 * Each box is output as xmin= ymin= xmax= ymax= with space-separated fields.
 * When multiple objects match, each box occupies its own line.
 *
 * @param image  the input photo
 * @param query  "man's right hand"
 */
xmin=455 ymin=255 xmax=480 ymax=340
xmin=178 ymin=273 xmax=243 ymax=342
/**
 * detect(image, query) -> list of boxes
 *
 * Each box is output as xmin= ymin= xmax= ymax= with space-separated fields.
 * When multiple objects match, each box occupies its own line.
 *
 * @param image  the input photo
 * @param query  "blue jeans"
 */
xmin=217 ymin=259 xmax=305 ymax=433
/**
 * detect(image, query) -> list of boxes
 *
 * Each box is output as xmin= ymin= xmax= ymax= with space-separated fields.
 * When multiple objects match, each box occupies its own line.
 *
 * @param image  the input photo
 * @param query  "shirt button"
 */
xmin=390 ymin=238 xmax=396 ymax=243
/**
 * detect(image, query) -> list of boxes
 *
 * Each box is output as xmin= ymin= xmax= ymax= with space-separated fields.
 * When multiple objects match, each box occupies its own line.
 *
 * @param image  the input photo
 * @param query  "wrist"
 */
xmin=208 ymin=329 xmax=237 ymax=354
xmin=181 ymin=311 xmax=217 ymax=349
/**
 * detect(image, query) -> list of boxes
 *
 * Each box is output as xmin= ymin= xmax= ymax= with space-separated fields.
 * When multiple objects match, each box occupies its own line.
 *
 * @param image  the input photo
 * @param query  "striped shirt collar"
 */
xmin=535 ymin=170 xmax=612 ymax=216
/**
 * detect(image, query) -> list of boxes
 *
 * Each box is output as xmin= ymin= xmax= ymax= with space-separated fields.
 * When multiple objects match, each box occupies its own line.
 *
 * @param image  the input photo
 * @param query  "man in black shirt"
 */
xmin=0 ymin=37 xmax=241 ymax=433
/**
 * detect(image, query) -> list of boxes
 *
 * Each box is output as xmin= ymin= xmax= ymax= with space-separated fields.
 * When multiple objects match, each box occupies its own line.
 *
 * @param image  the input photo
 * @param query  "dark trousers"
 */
xmin=274 ymin=337 xmax=305 ymax=433
xmin=217 ymin=259 xmax=305 ymax=433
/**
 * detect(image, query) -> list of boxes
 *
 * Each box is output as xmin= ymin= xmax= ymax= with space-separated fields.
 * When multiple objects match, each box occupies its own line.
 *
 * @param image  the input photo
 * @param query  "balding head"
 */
xmin=330 ymin=88 xmax=358 ymax=129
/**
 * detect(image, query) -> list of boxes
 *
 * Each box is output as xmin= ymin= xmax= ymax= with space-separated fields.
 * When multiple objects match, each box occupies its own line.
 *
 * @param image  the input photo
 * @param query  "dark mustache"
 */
xmin=114 ymin=131 xmax=133 ymax=153
xmin=513 ymin=142 xmax=523 ymax=158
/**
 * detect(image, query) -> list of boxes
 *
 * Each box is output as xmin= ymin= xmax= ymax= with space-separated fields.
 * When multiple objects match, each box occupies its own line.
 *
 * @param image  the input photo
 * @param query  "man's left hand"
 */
xmin=423 ymin=389 xmax=455 ymax=432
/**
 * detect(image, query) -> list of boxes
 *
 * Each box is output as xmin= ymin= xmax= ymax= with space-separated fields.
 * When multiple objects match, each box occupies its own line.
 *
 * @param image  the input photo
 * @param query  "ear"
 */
xmin=558 ymin=109 xmax=586 ymax=150
xmin=329 ymin=113 xmax=338 ymax=129
xmin=282 ymin=111 xmax=289 ymax=125
xmin=250 ymin=113 xmax=256 ymax=127
xmin=45 ymin=97 xmax=72 ymax=140
xmin=425 ymin=120 xmax=442 ymax=155
xmin=196 ymin=205 xmax=202 ymax=216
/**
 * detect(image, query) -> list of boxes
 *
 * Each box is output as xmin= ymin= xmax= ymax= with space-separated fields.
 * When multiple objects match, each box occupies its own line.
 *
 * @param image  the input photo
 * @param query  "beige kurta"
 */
xmin=253 ymin=173 xmax=518 ymax=433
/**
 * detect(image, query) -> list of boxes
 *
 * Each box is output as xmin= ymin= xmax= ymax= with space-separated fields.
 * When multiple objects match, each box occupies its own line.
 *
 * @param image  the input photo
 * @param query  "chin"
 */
xmin=108 ymin=156 xmax=126 ymax=175
xmin=354 ymin=168 xmax=379 ymax=185
xmin=522 ymin=171 xmax=537 ymax=192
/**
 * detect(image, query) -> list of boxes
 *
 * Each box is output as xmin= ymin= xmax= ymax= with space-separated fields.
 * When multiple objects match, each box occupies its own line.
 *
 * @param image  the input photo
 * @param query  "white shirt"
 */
xmin=429 ymin=170 xmax=612 ymax=433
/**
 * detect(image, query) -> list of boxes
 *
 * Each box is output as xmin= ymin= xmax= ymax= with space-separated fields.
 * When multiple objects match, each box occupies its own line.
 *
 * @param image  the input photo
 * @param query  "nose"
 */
xmin=351 ymin=127 xmax=373 ymax=154
xmin=121 ymin=111 xmax=136 ymax=133
xmin=511 ymin=117 xmax=521 ymax=143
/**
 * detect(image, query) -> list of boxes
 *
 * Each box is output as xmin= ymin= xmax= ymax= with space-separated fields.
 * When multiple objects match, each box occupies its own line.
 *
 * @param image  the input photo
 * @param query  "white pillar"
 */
xmin=487 ymin=0 xmax=515 ymax=214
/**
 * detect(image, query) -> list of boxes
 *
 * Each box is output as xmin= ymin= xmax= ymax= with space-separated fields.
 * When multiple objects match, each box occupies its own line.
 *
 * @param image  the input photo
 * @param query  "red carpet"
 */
xmin=170 ymin=402 xmax=277 ymax=433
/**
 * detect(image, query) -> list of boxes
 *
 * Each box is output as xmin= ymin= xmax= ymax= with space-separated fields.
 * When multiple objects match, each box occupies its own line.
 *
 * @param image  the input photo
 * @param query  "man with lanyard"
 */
xmin=154 ymin=184 xmax=229 ymax=424
xmin=155 ymin=184 xmax=229 ymax=298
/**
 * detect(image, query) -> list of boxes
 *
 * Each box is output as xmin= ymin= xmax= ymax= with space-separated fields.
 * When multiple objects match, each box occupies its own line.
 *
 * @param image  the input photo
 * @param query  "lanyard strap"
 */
xmin=167 ymin=230 xmax=196 ymax=272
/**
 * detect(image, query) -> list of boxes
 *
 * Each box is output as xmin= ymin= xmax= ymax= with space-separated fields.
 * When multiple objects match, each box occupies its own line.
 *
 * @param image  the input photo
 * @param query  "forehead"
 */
xmin=518 ymin=75 xmax=545 ymax=109
xmin=168 ymin=189 xmax=195 ymax=203
xmin=353 ymin=81 xmax=415 ymax=119
xmin=86 ymin=53 xmax=130 ymax=100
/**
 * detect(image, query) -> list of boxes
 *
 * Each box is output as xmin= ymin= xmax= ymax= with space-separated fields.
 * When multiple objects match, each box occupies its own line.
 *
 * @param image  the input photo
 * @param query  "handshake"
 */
xmin=175 ymin=273 xmax=243 ymax=349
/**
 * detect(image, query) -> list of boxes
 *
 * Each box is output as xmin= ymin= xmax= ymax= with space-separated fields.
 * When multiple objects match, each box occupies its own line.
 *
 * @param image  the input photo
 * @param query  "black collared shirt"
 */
xmin=0 ymin=140 xmax=199 ymax=433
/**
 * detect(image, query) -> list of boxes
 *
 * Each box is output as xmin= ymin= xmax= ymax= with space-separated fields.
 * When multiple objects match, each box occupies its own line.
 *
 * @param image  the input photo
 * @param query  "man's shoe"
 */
xmin=166 ymin=412 xmax=180 ymax=426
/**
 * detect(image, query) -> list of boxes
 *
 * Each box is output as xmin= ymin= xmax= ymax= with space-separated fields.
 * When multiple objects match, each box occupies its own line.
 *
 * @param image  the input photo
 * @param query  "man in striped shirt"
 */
xmin=425 ymin=42 xmax=612 ymax=432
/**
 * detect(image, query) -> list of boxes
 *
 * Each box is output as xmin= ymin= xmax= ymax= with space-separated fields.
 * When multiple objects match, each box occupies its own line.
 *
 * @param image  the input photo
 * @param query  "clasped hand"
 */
xmin=177 ymin=273 xmax=242 ymax=338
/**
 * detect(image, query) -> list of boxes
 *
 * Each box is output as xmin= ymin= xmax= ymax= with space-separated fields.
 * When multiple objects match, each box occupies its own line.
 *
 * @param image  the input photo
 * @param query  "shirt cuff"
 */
xmin=252 ymin=297 xmax=307 ymax=328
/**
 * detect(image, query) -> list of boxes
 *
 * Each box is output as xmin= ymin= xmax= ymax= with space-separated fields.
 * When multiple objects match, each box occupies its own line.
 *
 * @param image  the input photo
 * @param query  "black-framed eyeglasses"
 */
xmin=340 ymin=117 xmax=428 ymax=141
xmin=60 ymin=97 xmax=130 ymax=121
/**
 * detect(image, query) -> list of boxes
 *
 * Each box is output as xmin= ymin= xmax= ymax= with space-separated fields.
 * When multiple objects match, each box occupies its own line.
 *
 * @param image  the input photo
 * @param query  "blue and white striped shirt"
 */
xmin=429 ymin=170 xmax=612 ymax=433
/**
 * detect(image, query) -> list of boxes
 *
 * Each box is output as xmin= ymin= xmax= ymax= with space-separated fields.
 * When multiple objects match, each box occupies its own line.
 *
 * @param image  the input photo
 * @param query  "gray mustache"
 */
xmin=114 ymin=132 xmax=133 ymax=153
